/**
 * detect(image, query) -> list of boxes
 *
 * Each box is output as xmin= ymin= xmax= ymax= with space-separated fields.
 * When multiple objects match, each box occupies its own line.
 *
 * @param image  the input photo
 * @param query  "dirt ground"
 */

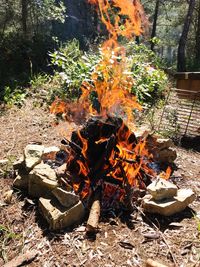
xmin=0 ymin=100 xmax=200 ymax=267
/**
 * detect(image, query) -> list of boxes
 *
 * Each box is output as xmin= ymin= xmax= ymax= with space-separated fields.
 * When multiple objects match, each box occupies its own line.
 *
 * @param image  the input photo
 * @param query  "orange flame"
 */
xmin=160 ymin=166 xmax=171 ymax=180
xmin=88 ymin=0 xmax=144 ymax=39
xmin=77 ymin=131 xmax=88 ymax=159
xmin=78 ymin=0 xmax=145 ymax=121
xmin=50 ymin=0 xmax=172 ymax=203
xmin=50 ymin=99 xmax=67 ymax=114
xmin=50 ymin=0 xmax=145 ymax=122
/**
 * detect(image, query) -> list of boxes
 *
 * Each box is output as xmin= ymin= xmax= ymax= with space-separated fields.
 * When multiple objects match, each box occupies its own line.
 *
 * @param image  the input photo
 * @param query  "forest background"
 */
xmin=0 ymin=0 xmax=199 ymax=105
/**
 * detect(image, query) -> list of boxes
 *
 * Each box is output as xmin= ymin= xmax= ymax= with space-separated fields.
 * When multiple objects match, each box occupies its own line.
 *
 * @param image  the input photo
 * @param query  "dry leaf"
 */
xmin=118 ymin=241 xmax=134 ymax=250
xmin=75 ymin=226 xmax=86 ymax=232
xmin=169 ymin=222 xmax=183 ymax=228
xmin=143 ymin=232 xmax=160 ymax=240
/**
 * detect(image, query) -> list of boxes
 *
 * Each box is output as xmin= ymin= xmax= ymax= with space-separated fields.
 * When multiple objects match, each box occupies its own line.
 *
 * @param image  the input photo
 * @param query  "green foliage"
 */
xmin=3 ymin=86 xmax=26 ymax=107
xmin=31 ymin=0 xmax=66 ymax=24
xmin=0 ymin=0 xmax=66 ymax=37
xmin=0 ymin=33 xmax=57 ymax=101
xmin=49 ymin=39 xmax=100 ymax=99
xmin=49 ymin=40 xmax=169 ymax=107
xmin=29 ymin=73 xmax=64 ymax=105
xmin=30 ymin=73 xmax=50 ymax=91
xmin=0 ymin=224 xmax=22 ymax=262
xmin=126 ymin=42 xmax=168 ymax=106
xmin=0 ymin=0 xmax=67 ymax=102
xmin=0 ymin=225 xmax=21 ymax=240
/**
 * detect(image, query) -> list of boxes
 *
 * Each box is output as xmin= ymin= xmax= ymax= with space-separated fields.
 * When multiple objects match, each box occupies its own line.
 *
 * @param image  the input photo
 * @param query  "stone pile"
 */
xmin=13 ymin=144 xmax=85 ymax=230
xmin=146 ymin=136 xmax=177 ymax=164
xmin=12 ymin=136 xmax=189 ymax=229
xmin=142 ymin=178 xmax=195 ymax=216
xmin=134 ymin=127 xmax=177 ymax=164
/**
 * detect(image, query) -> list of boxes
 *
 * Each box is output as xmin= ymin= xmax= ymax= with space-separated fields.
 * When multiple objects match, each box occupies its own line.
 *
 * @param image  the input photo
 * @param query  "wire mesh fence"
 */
xmin=157 ymin=88 xmax=200 ymax=137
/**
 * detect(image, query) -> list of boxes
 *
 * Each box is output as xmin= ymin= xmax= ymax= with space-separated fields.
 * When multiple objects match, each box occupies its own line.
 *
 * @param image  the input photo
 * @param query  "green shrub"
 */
xmin=30 ymin=74 xmax=51 ymax=91
xmin=126 ymin=42 xmax=169 ymax=106
xmin=49 ymin=40 xmax=169 ymax=107
xmin=29 ymin=73 xmax=64 ymax=105
xmin=3 ymin=86 xmax=26 ymax=107
xmin=49 ymin=39 xmax=100 ymax=99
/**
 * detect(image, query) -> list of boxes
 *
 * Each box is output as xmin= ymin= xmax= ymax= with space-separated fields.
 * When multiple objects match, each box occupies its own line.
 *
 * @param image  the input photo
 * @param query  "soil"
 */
xmin=0 ymin=100 xmax=200 ymax=267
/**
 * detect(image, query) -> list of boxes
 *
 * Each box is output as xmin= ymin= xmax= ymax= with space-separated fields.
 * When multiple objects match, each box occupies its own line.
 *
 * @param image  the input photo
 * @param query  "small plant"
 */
xmin=0 ymin=155 xmax=16 ymax=178
xmin=0 ymin=224 xmax=22 ymax=262
xmin=3 ymin=86 xmax=27 ymax=107
xmin=193 ymin=213 xmax=200 ymax=235
xmin=126 ymin=42 xmax=168 ymax=106
xmin=30 ymin=74 xmax=50 ymax=91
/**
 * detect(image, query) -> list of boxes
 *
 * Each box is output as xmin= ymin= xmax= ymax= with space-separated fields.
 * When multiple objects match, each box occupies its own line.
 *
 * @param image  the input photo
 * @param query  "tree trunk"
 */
xmin=177 ymin=0 xmax=196 ymax=72
xmin=150 ymin=0 xmax=160 ymax=51
xmin=21 ymin=0 xmax=28 ymax=37
xmin=195 ymin=0 xmax=200 ymax=63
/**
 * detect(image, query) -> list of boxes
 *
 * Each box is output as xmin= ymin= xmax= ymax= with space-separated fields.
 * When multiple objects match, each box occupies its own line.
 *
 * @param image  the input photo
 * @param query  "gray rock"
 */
xmin=52 ymin=187 xmax=79 ymax=208
xmin=39 ymin=197 xmax=85 ymax=230
xmin=146 ymin=135 xmax=177 ymax=164
xmin=28 ymin=163 xmax=58 ymax=198
xmin=31 ymin=163 xmax=57 ymax=180
xmin=43 ymin=146 xmax=60 ymax=154
xmin=134 ymin=126 xmax=150 ymax=138
xmin=24 ymin=144 xmax=44 ymax=170
xmin=142 ymin=188 xmax=195 ymax=216
xmin=147 ymin=178 xmax=178 ymax=200
xmin=155 ymin=138 xmax=174 ymax=150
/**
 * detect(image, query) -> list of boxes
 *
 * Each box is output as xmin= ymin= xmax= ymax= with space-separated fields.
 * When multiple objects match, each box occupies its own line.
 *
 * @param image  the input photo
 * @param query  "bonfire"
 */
xmin=50 ymin=0 xmax=171 ymax=234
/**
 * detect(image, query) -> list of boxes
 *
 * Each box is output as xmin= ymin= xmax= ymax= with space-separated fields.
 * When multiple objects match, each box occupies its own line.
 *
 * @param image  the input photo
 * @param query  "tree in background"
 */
xmin=195 ymin=0 xmax=200 ymax=66
xmin=0 ymin=0 xmax=67 ymax=97
xmin=21 ymin=0 xmax=28 ymax=37
xmin=177 ymin=0 xmax=196 ymax=71
xmin=143 ymin=0 xmax=200 ymax=71
xmin=1 ymin=0 xmax=200 ymax=102
xmin=150 ymin=0 xmax=160 ymax=51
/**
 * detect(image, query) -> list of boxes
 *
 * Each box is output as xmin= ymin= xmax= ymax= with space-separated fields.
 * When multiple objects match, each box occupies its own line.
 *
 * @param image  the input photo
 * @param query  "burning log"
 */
xmin=60 ymin=116 xmax=157 ymax=216
xmin=86 ymin=187 xmax=101 ymax=235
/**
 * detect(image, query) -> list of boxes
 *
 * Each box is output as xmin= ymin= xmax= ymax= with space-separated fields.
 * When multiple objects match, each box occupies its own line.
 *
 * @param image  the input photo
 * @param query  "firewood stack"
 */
xmin=59 ymin=116 xmax=158 ymax=233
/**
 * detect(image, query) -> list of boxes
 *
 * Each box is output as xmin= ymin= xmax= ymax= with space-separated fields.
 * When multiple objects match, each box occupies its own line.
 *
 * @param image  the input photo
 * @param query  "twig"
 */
xmin=136 ymin=207 xmax=177 ymax=266
xmin=7 ymin=126 xmax=16 ymax=156
xmin=61 ymin=138 xmax=82 ymax=154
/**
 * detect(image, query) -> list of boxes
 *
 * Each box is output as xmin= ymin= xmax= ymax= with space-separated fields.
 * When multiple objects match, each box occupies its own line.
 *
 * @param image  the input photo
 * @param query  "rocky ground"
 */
xmin=0 ymin=100 xmax=200 ymax=267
